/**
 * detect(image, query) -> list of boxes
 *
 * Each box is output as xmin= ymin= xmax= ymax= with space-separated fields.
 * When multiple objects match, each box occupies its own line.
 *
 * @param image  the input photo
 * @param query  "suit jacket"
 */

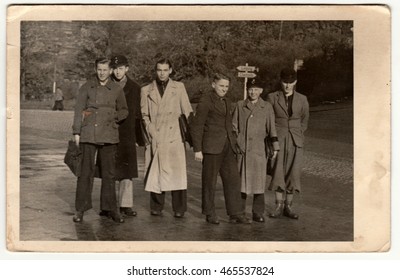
xmin=190 ymin=92 xmax=237 ymax=154
xmin=266 ymin=90 xmax=309 ymax=147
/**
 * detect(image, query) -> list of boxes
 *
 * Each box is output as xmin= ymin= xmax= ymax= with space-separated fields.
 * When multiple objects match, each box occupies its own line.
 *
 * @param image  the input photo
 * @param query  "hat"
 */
xmin=110 ymin=55 xmax=129 ymax=68
xmin=246 ymin=78 xmax=265 ymax=89
xmin=280 ymin=67 xmax=297 ymax=83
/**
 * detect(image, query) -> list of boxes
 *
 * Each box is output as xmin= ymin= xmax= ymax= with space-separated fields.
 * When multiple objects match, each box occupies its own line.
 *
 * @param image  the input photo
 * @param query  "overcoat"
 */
xmin=266 ymin=90 xmax=309 ymax=192
xmin=72 ymin=78 xmax=128 ymax=144
xmin=114 ymin=77 xmax=141 ymax=180
xmin=232 ymin=99 xmax=279 ymax=194
xmin=141 ymin=79 xmax=193 ymax=193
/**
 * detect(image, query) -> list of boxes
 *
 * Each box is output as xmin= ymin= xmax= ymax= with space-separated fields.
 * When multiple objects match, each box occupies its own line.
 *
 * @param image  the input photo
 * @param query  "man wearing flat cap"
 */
xmin=266 ymin=67 xmax=309 ymax=220
xmin=98 ymin=55 xmax=142 ymax=218
xmin=232 ymin=78 xmax=279 ymax=223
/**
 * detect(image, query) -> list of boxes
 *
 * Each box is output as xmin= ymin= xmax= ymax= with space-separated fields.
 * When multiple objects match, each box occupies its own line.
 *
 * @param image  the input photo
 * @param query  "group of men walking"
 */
xmin=71 ymin=55 xmax=309 ymax=226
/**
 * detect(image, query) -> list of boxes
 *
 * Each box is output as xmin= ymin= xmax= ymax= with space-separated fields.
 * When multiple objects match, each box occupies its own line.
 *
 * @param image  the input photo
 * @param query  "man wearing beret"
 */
xmin=98 ymin=55 xmax=141 ymax=218
xmin=266 ymin=67 xmax=309 ymax=219
xmin=72 ymin=57 xmax=128 ymax=223
xmin=233 ymin=78 xmax=279 ymax=223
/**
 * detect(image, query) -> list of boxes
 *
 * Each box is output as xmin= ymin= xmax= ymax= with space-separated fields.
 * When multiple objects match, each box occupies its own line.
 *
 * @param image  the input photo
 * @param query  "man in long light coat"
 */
xmin=266 ymin=67 xmax=309 ymax=219
xmin=232 ymin=78 xmax=279 ymax=223
xmin=141 ymin=58 xmax=193 ymax=218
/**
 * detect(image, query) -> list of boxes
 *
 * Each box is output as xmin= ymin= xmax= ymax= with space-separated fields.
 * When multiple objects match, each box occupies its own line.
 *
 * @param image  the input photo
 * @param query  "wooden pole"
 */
xmin=243 ymin=63 xmax=248 ymax=100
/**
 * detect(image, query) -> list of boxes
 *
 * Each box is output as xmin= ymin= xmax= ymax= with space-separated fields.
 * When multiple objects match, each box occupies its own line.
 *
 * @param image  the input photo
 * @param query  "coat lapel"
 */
xmin=244 ymin=99 xmax=265 ymax=121
xmin=159 ymin=79 xmax=178 ymax=109
xmin=147 ymin=81 xmax=161 ymax=105
xmin=291 ymin=91 xmax=300 ymax=116
xmin=277 ymin=91 xmax=289 ymax=117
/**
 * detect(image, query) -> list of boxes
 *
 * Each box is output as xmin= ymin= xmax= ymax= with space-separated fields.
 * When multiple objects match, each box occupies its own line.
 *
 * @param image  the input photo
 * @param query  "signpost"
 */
xmin=237 ymin=63 xmax=258 ymax=100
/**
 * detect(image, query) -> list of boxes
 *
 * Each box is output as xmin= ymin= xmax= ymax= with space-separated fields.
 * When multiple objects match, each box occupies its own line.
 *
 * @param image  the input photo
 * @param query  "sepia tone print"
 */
xmin=7 ymin=5 xmax=390 ymax=252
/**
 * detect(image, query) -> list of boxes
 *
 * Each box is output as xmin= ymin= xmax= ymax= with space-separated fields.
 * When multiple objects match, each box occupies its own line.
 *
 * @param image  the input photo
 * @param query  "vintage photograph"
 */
xmin=6 ymin=5 xmax=390 ymax=253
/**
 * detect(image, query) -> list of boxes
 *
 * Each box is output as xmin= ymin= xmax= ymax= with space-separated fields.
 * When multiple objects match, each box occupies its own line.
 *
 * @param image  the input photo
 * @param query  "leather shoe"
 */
xmin=174 ymin=212 xmax=184 ymax=218
xmin=73 ymin=211 xmax=84 ymax=223
xmin=206 ymin=215 xmax=220 ymax=224
xmin=109 ymin=211 xmax=124 ymax=223
xmin=99 ymin=210 xmax=111 ymax=218
xmin=252 ymin=213 xmax=265 ymax=223
xmin=120 ymin=207 xmax=137 ymax=217
xmin=229 ymin=214 xmax=252 ymax=224
xmin=150 ymin=210 xmax=162 ymax=216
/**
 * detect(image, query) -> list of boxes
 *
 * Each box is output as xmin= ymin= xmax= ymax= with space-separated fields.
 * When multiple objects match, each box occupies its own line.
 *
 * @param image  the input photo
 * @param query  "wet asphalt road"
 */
xmin=19 ymin=105 xmax=353 ymax=242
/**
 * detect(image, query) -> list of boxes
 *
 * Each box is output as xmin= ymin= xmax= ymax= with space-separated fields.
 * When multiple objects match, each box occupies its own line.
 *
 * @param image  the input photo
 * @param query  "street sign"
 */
xmin=238 ymin=72 xmax=257 ymax=78
xmin=236 ymin=65 xmax=256 ymax=72
xmin=237 ymin=63 xmax=258 ymax=100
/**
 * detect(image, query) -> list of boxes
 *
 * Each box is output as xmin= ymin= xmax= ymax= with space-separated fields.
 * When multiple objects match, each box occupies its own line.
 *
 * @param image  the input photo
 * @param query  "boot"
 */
xmin=269 ymin=191 xmax=284 ymax=218
xmin=283 ymin=193 xmax=299 ymax=219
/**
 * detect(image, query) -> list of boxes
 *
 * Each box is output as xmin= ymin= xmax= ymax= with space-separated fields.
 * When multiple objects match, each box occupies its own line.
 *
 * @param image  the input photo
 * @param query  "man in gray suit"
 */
xmin=267 ymin=67 xmax=309 ymax=219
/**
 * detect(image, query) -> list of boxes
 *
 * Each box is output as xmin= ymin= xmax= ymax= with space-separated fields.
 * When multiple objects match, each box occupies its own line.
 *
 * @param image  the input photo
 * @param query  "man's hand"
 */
xmin=148 ymin=123 xmax=157 ymax=141
xmin=74 ymin=134 xmax=80 ymax=147
xmin=271 ymin=150 xmax=278 ymax=160
xmin=194 ymin=151 xmax=203 ymax=162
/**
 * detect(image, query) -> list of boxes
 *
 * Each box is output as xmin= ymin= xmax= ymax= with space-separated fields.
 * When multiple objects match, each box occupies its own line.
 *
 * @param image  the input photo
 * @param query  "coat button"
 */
xmin=95 ymin=124 xmax=98 ymax=127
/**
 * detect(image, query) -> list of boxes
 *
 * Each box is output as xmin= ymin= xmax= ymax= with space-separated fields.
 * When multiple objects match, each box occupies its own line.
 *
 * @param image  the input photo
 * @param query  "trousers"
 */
xmin=150 ymin=190 xmax=187 ymax=213
xmin=201 ymin=140 xmax=243 ymax=216
xmin=117 ymin=179 xmax=134 ymax=208
xmin=241 ymin=193 xmax=265 ymax=215
xmin=75 ymin=143 xmax=118 ymax=212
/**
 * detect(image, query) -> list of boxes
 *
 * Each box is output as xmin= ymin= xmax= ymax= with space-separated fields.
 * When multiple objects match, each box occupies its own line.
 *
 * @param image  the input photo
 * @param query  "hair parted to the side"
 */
xmin=95 ymin=57 xmax=111 ymax=68
xmin=155 ymin=58 xmax=173 ymax=70
xmin=213 ymin=73 xmax=231 ymax=82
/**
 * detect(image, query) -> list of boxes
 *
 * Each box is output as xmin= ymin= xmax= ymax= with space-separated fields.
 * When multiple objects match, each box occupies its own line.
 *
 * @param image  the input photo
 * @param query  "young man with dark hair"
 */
xmin=72 ymin=57 xmax=128 ymax=223
xmin=141 ymin=58 xmax=193 ymax=218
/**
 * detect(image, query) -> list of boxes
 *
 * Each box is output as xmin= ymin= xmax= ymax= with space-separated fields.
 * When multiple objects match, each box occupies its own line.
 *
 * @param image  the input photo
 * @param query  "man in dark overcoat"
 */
xmin=98 ymin=55 xmax=141 ymax=218
xmin=266 ymin=67 xmax=309 ymax=219
xmin=190 ymin=73 xmax=251 ymax=225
